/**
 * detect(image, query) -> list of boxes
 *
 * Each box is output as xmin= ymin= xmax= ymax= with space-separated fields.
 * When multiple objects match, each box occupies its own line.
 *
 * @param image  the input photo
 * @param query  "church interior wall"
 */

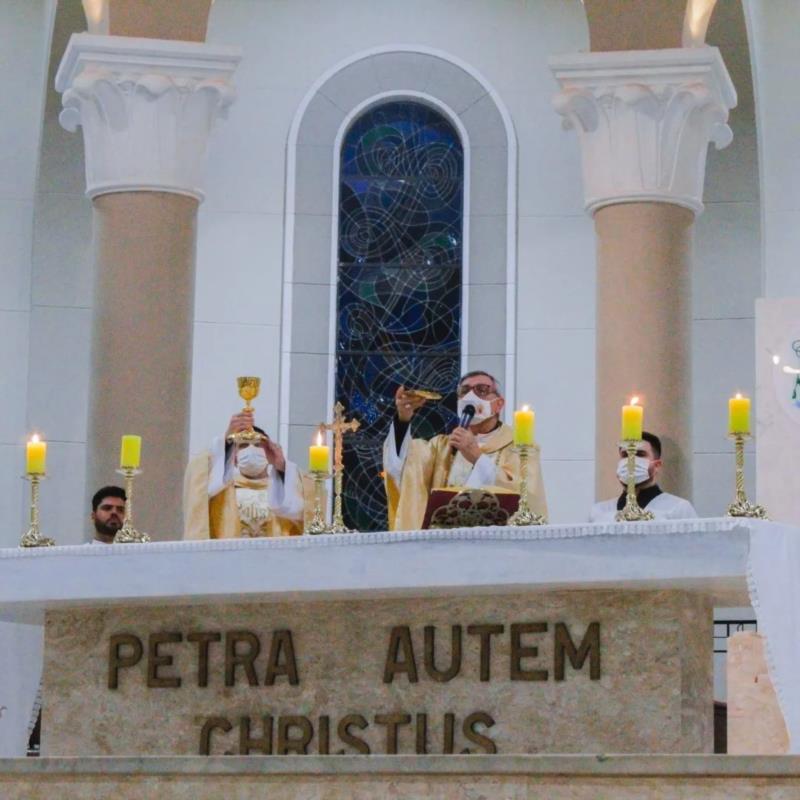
xmin=0 ymin=0 xmax=773 ymax=543
xmin=0 ymin=0 xmax=55 ymax=548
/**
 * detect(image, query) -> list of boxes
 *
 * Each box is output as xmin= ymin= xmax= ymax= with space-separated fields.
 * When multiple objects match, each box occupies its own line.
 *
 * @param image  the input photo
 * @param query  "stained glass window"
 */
xmin=336 ymin=101 xmax=464 ymax=531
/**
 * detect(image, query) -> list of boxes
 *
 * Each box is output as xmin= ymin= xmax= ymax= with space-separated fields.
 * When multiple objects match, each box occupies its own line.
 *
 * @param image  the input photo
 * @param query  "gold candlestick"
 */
xmin=19 ymin=474 xmax=55 ymax=548
xmin=726 ymin=432 xmax=767 ymax=519
xmin=615 ymin=439 xmax=655 ymax=522
xmin=228 ymin=376 xmax=266 ymax=444
xmin=305 ymin=470 xmax=332 ymax=534
xmin=322 ymin=402 xmax=360 ymax=533
xmin=113 ymin=467 xmax=151 ymax=543
xmin=508 ymin=445 xmax=547 ymax=526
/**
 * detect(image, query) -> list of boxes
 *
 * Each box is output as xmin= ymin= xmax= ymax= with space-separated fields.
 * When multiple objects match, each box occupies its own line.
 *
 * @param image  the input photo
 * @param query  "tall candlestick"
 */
xmin=513 ymin=405 xmax=535 ymax=446
xmin=120 ymin=435 xmax=142 ymax=469
xmin=621 ymin=396 xmax=643 ymax=441
xmin=728 ymin=393 xmax=751 ymax=435
xmin=26 ymin=434 xmax=46 ymax=475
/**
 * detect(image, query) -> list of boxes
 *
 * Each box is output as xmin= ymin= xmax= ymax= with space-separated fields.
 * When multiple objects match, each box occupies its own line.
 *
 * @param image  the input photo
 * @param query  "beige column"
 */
xmin=551 ymin=44 xmax=735 ymax=501
xmin=595 ymin=203 xmax=693 ymax=499
xmin=56 ymin=26 xmax=239 ymax=538
xmin=87 ymin=194 xmax=197 ymax=537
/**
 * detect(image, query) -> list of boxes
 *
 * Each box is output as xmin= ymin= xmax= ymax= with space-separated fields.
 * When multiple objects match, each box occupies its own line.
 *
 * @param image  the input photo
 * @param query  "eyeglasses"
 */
xmin=457 ymin=383 xmax=496 ymax=399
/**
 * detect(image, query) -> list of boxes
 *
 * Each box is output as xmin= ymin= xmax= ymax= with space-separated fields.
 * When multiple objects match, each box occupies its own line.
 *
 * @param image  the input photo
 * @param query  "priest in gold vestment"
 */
xmin=183 ymin=411 xmax=305 ymax=539
xmin=383 ymin=371 xmax=547 ymax=530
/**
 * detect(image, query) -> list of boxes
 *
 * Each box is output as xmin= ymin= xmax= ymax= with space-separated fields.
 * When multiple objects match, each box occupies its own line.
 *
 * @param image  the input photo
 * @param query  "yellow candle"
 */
xmin=26 ymin=434 xmax=46 ymax=475
xmin=120 ymin=435 xmax=142 ymax=469
xmin=728 ymin=393 xmax=751 ymax=434
xmin=621 ymin=396 xmax=644 ymax=441
xmin=513 ymin=405 xmax=535 ymax=446
xmin=309 ymin=430 xmax=329 ymax=473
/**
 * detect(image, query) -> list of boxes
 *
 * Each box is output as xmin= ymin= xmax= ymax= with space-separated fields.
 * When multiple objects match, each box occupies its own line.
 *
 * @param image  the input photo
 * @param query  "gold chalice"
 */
xmin=228 ymin=376 xmax=267 ymax=443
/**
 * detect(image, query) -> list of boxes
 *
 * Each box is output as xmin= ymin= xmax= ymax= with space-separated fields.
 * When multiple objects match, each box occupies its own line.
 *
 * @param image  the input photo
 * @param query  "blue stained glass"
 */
xmin=335 ymin=101 xmax=464 ymax=531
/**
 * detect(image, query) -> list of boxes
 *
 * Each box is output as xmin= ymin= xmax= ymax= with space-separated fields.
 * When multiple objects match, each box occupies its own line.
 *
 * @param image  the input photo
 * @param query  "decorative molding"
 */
xmin=54 ymin=33 xmax=241 ymax=201
xmin=550 ymin=47 xmax=737 ymax=215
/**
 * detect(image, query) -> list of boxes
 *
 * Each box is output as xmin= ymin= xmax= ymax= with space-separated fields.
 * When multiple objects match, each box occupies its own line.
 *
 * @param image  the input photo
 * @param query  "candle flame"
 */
xmin=772 ymin=354 xmax=781 ymax=365
xmin=521 ymin=404 xmax=530 ymax=412
xmin=30 ymin=433 xmax=40 ymax=444
xmin=315 ymin=430 xmax=323 ymax=446
xmin=630 ymin=396 xmax=639 ymax=406
xmin=735 ymin=392 xmax=742 ymax=400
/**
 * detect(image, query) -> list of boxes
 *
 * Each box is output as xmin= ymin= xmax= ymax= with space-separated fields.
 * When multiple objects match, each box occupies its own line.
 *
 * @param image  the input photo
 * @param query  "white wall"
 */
xmin=0 ymin=1 xmax=53 ymax=547
xmin=199 ymin=0 xmax=594 ymax=523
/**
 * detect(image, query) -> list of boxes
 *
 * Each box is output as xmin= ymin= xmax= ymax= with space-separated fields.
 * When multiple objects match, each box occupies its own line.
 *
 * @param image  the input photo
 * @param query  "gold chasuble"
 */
xmin=385 ymin=422 xmax=547 ymax=531
xmin=183 ymin=450 xmax=311 ymax=540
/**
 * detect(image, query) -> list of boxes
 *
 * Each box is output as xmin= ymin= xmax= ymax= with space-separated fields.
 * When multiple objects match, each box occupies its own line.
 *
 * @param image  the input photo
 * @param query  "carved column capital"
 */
xmin=550 ymin=47 xmax=736 ymax=215
xmin=55 ymin=33 xmax=241 ymax=201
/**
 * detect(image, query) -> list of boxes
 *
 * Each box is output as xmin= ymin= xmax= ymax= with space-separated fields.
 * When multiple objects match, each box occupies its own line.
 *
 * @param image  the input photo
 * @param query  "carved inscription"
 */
xmin=106 ymin=620 xmax=601 ymax=755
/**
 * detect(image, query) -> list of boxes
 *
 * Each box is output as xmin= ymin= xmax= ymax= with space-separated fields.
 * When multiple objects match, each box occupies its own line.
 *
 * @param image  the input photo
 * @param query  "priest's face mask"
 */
xmin=616 ymin=441 xmax=662 ymax=487
xmin=236 ymin=442 xmax=269 ymax=478
xmin=456 ymin=374 xmax=505 ymax=425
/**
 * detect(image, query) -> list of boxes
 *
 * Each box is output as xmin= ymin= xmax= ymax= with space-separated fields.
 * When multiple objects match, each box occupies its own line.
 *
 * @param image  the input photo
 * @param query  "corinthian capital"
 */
xmin=55 ymin=33 xmax=241 ymax=201
xmin=550 ymin=47 xmax=736 ymax=215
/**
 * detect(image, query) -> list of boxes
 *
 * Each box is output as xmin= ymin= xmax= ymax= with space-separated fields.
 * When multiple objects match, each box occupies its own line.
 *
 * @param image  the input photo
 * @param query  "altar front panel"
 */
xmin=42 ymin=589 xmax=713 ymax=756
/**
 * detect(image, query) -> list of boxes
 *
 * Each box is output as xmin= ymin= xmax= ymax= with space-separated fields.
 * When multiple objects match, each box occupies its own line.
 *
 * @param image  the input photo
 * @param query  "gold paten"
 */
xmin=406 ymin=389 xmax=442 ymax=401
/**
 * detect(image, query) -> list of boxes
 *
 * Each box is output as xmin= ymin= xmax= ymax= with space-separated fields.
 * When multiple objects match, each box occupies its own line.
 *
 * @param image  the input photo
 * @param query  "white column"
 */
xmin=55 ymin=34 xmax=240 ymax=538
xmin=550 ymin=47 xmax=736 ymax=500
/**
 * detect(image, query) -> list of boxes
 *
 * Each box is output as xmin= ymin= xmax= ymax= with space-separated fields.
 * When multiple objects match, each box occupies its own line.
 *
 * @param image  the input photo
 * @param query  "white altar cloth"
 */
xmin=0 ymin=518 xmax=798 ymax=754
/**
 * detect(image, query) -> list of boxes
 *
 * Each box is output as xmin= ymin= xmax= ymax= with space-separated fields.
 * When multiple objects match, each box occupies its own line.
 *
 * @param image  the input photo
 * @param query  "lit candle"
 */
xmin=309 ymin=430 xmax=329 ymax=473
xmin=621 ymin=396 xmax=644 ymax=441
xmin=120 ymin=435 xmax=142 ymax=469
xmin=26 ymin=434 xmax=46 ymax=475
xmin=513 ymin=405 xmax=535 ymax=446
xmin=728 ymin=393 xmax=751 ymax=435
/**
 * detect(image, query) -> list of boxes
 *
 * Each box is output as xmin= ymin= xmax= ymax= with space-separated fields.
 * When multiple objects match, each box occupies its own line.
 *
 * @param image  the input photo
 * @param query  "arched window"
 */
xmin=336 ymin=101 xmax=464 ymax=531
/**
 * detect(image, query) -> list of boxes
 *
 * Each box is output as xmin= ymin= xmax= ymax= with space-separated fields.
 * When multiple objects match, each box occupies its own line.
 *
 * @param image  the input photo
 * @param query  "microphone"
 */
xmin=451 ymin=404 xmax=476 ymax=455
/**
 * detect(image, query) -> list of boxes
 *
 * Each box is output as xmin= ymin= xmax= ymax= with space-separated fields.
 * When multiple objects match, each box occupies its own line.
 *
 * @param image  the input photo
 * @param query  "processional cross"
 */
xmin=322 ymin=401 xmax=360 ymax=533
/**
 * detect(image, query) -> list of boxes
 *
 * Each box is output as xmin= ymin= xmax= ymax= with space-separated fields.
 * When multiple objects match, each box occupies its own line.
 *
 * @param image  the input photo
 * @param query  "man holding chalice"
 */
xmin=183 ymin=377 xmax=306 ymax=539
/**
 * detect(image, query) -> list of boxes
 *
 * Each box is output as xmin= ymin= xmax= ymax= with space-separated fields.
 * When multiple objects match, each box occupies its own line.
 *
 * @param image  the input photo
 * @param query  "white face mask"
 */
xmin=237 ymin=445 xmax=268 ymax=478
xmin=616 ymin=456 xmax=650 ymax=486
xmin=457 ymin=391 xmax=494 ymax=425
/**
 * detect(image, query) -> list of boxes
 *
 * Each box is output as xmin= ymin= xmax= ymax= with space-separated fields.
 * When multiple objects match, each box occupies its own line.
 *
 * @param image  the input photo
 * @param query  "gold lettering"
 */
xmin=187 ymin=631 xmax=221 ymax=687
xmin=466 ymin=624 xmax=504 ymax=681
xmin=337 ymin=714 xmax=370 ymax=754
xmin=147 ymin=632 xmax=182 ymax=688
xmin=423 ymin=625 xmax=462 ymax=682
xmin=374 ymin=713 xmax=411 ymax=754
xmin=462 ymin=711 xmax=497 ymax=754
xmin=264 ymin=630 xmax=299 ymax=686
xmin=554 ymin=622 xmax=601 ymax=680
xmin=277 ymin=715 xmax=313 ymax=755
xmin=199 ymin=716 xmax=232 ymax=755
xmin=383 ymin=625 xmax=418 ymax=683
xmin=510 ymin=622 xmax=548 ymax=681
xmin=239 ymin=715 xmax=273 ymax=755
xmin=224 ymin=630 xmax=260 ymax=687
xmin=108 ymin=633 xmax=143 ymax=690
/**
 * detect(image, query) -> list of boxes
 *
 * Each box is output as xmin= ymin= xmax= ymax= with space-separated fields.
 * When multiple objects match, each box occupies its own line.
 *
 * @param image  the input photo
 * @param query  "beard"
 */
xmin=94 ymin=518 xmax=122 ymax=537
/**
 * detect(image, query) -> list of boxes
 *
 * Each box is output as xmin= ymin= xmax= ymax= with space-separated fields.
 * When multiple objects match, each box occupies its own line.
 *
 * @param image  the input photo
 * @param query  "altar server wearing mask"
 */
xmin=589 ymin=431 xmax=697 ymax=522
xmin=383 ymin=370 xmax=547 ymax=531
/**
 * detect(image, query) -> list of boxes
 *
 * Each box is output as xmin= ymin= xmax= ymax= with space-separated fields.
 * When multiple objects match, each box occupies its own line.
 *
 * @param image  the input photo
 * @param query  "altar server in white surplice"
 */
xmin=183 ymin=411 xmax=307 ymax=539
xmin=589 ymin=431 xmax=697 ymax=522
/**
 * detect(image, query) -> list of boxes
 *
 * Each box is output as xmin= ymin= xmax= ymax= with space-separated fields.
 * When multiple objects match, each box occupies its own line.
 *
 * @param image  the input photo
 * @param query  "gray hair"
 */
xmin=459 ymin=370 xmax=502 ymax=395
